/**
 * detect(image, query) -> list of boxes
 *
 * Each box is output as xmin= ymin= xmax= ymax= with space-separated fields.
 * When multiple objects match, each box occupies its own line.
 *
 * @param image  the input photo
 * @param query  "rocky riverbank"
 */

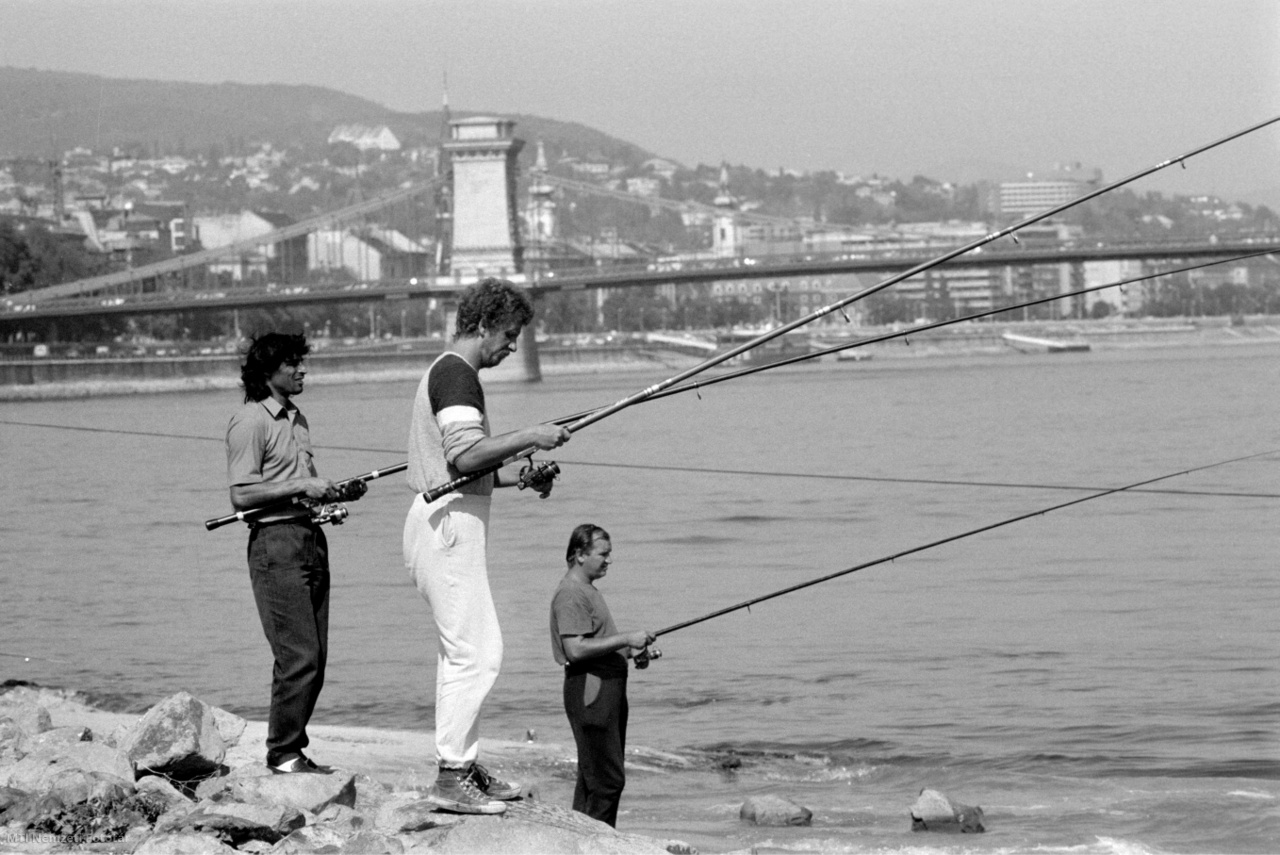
xmin=0 ymin=685 xmax=702 ymax=854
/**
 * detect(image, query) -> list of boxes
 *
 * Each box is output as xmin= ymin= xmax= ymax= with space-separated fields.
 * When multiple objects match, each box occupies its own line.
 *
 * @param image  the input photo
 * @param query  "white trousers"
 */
xmin=404 ymin=493 xmax=501 ymax=768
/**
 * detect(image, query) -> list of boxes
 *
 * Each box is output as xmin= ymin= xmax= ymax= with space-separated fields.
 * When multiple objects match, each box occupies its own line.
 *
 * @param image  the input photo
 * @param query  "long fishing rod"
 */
xmin=549 ymin=249 xmax=1278 ymax=423
xmin=200 ymin=249 xmax=1274 ymax=524
xmin=422 ymin=116 xmax=1280 ymax=500
xmin=650 ymin=449 xmax=1278 ymax=639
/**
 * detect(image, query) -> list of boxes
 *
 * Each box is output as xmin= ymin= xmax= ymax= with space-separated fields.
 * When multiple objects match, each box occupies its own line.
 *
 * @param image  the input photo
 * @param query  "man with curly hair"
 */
xmin=405 ymin=278 xmax=570 ymax=814
xmin=226 ymin=332 xmax=364 ymax=774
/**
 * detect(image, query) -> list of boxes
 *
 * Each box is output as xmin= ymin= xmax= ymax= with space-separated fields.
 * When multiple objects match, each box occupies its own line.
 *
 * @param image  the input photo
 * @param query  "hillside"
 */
xmin=0 ymin=66 xmax=658 ymax=167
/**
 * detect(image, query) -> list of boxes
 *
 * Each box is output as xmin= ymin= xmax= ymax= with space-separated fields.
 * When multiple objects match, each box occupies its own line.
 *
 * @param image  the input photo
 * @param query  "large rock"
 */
xmin=375 ymin=796 xmax=457 ymax=834
xmin=0 ymin=792 xmax=67 ymax=827
xmin=910 ymin=787 xmax=985 ymax=833
xmin=134 ymin=831 xmax=238 ymax=853
xmin=122 ymin=691 xmax=228 ymax=779
xmin=158 ymin=798 xmax=305 ymax=845
xmin=739 ymin=793 xmax=813 ymax=826
xmin=227 ymin=770 xmax=358 ymax=814
xmin=0 ymin=691 xmax=53 ymax=736
xmin=275 ymin=825 xmax=406 ymax=854
xmin=137 ymin=773 xmax=196 ymax=811
xmin=28 ymin=725 xmax=92 ymax=750
xmin=0 ymin=717 xmax=30 ymax=762
xmin=0 ymin=784 xmax=27 ymax=815
xmin=430 ymin=816 xmax=669 ymax=854
xmin=0 ymin=741 xmax=134 ymax=794
xmin=210 ymin=706 xmax=247 ymax=747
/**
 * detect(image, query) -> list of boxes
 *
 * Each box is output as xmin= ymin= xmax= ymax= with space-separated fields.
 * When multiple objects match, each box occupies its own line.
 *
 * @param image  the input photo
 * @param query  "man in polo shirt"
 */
xmin=226 ymin=332 xmax=364 ymax=774
xmin=405 ymin=278 xmax=570 ymax=814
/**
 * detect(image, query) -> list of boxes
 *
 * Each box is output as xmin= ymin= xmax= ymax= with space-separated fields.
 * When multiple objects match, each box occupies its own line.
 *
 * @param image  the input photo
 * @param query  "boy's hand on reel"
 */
xmin=634 ymin=645 xmax=661 ymax=669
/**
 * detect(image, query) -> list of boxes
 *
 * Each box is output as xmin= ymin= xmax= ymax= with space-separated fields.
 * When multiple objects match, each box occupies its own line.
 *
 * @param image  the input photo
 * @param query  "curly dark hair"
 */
xmin=566 ymin=523 xmax=610 ymax=564
xmin=240 ymin=332 xmax=310 ymax=403
xmin=454 ymin=277 xmax=534 ymax=338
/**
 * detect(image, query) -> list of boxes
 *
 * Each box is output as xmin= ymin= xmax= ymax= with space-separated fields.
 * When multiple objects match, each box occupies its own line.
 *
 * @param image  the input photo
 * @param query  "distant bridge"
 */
xmin=5 ymin=238 xmax=1277 ymax=322
xmin=4 ymin=151 xmax=1278 ymax=325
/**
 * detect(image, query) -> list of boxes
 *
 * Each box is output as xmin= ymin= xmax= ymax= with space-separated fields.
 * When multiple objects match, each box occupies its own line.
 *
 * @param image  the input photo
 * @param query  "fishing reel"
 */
xmin=634 ymin=646 xmax=661 ymax=669
xmin=309 ymin=502 xmax=349 ymax=526
xmin=517 ymin=459 xmax=560 ymax=498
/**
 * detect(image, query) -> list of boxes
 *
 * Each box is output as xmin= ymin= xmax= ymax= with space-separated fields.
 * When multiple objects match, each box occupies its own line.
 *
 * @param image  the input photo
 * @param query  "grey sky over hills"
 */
xmin=2 ymin=0 xmax=1277 ymax=206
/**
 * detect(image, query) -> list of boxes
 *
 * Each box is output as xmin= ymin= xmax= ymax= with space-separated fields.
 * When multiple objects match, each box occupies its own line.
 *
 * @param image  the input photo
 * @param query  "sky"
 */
xmin=3 ymin=0 xmax=1279 ymax=206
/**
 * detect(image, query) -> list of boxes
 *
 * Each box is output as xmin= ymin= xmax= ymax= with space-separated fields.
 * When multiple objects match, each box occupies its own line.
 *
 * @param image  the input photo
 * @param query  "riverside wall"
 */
xmin=3 ymin=319 xmax=1279 ymax=401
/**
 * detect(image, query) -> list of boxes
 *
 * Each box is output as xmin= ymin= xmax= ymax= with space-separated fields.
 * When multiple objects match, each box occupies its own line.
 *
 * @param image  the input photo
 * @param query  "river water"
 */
xmin=2 ymin=342 xmax=1279 ymax=853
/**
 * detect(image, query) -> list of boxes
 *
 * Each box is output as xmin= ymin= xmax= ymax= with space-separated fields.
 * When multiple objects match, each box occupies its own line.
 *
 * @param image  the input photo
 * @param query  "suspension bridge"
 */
xmin=3 ymin=115 xmax=1278 ymax=364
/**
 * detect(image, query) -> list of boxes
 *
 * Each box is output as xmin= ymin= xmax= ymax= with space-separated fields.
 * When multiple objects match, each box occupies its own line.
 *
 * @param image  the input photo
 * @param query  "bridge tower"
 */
xmin=442 ymin=115 xmax=542 ymax=380
xmin=443 ymin=116 xmax=525 ymax=278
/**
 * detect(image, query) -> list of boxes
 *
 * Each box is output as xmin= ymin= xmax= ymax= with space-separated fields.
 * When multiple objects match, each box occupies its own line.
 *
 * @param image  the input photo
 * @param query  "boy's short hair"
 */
xmin=567 ymin=523 xmax=610 ymax=563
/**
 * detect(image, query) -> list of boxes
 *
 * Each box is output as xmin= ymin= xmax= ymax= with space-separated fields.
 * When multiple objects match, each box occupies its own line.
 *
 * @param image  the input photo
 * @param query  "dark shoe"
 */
xmin=466 ymin=762 xmax=522 ymax=800
xmin=425 ymin=767 xmax=506 ymax=814
xmin=270 ymin=752 xmax=333 ymax=774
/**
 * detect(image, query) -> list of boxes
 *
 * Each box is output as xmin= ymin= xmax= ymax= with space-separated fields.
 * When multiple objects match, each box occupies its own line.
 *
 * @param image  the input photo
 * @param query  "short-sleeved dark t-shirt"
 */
xmin=550 ymin=576 xmax=628 ymax=676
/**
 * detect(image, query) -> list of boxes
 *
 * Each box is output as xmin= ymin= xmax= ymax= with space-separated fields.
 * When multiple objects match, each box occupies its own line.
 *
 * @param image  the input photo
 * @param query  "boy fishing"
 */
xmin=550 ymin=524 xmax=659 ymax=827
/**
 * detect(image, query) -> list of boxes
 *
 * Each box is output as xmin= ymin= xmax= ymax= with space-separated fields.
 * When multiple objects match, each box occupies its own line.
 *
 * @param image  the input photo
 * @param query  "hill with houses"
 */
xmin=0 ymin=66 xmax=659 ymax=171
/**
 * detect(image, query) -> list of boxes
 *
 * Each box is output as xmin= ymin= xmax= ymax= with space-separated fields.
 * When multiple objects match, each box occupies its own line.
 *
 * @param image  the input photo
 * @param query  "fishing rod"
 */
xmin=650 ymin=449 xmax=1278 ymax=639
xmin=203 ymin=463 xmax=406 ymax=531
xmin=421 ymin=115 xmax=1280 ymax=500
xmin=197 ymin=250 xmax=1269 ymax=524
xmin=200 ymin=248 xmax=1269 ymax=522
xmin=548 ymin=249 xmax=1279 ymax=423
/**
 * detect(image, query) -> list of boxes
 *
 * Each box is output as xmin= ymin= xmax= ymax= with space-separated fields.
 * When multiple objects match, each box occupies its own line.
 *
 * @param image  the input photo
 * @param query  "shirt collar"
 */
xmin=259 ymin=397 xmax=297 ymax=420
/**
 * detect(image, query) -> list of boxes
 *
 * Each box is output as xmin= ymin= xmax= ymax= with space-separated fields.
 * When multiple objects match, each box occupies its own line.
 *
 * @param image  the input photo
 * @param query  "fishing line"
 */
xmin=554 ymin=250 xmax=1280 ymax=414
xmin=5 ymin=421 xmax=1276 ymax=500
xmin=651 ymin=449 xmax=1279 ymax=639
xmin=418 ymin=118 xmax=1280 ymax=500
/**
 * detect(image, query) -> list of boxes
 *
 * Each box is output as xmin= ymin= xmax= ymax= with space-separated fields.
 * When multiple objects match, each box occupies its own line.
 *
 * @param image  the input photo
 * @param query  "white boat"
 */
xmin=1001 ymin=331 xmax=1091 ymax=353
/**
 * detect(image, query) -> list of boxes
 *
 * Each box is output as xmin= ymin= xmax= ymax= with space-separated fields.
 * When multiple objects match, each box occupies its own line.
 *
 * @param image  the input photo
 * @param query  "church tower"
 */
xmin=526 ymin=141 xmax=557 ymax=245
xmin=712 ymin=163 xmax=742 ymax=258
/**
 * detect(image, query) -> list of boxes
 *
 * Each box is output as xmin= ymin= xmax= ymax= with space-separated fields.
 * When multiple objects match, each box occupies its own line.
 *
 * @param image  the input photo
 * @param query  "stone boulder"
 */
xmin=28 ymin=724 xmax=92 ymax=751
xmin=739 ymin=793 xmax=813 ymax=826
xmin=226 ymin=770 xmax=358 ymax=814
xmin=375 ymin=796 xmax=459 ymax=834
xmin=0 ymin=740 xmax=135 ymax=795
xmin=122 ymin=691 xmax=230 ymax=780
xmin=910 ymin=787 xmax=985 ymax=833
xmin=0 ymin=717 xmax=30 ymax=763
xmin=0 ymin=784 xmax=26 ymax=815
xmin=134 ymin=830 xmax=239 ymax=853
xmin=137 ymin=773 xmax=196 ymax=811
xmin=157 ymin=798 xmax=305 ymax=846
xmin=0 ymin=691 xmax=53 ymax=736
xmin=274 ymin=825 xmax=406 ymax=854
xmin=430 ymin=816 xmax=670 ymax=854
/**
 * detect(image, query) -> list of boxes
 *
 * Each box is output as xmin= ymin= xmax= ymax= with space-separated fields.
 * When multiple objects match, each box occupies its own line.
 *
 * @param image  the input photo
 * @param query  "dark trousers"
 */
xmin=564 ymin=670 xmax=628 ymax=827
xmin=247 ymin=521 xmax=329 ymax=766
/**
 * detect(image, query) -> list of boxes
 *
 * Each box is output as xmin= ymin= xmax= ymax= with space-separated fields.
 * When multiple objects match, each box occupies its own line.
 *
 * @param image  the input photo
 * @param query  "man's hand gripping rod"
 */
xmin=205 ymin=463 xmax=407 ymax=531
